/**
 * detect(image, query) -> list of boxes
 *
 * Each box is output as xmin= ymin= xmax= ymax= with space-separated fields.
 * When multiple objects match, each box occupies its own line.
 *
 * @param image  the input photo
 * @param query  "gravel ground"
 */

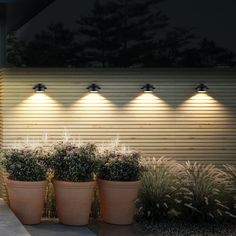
xmin=142 ymin=222 xmax=236 ymax=236
xmin=89 ymin=220 xmax=236 ymax=236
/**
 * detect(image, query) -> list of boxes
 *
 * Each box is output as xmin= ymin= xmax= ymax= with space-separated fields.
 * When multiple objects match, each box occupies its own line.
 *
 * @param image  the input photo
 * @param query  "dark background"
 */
xmin=7 ymin=0 xmax=236 ymax=68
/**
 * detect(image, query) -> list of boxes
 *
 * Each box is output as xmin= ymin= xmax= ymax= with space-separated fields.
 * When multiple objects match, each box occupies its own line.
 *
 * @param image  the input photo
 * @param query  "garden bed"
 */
xmin=1 ymin=141 xmax=236 ymax=235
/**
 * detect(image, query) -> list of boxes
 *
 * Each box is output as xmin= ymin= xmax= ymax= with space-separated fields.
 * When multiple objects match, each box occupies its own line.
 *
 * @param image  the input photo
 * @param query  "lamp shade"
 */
xmin=195 ymin=83 xmax=209 ymax=93
xmin=33 ymin=83 xmax=47 ymax=93
xmin=141 ymin=83 xmax=155 ymax=92
xmin=87 ymin=83 xmax=101 ymax=93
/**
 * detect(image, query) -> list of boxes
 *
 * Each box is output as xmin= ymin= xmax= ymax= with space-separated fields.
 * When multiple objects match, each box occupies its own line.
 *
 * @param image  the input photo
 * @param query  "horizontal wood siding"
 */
xmin=2 ymin=69 xmax=236 ymax=165
xmin=0 ymin=69 xmax=2 ymax=146
xmin=0 ymin=69 xmax=5 ymax=199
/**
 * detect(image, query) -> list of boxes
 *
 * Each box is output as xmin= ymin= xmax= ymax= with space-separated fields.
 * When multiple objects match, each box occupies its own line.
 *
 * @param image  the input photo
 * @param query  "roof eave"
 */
xmin=6 ymin=0 xmax=55 ymax=32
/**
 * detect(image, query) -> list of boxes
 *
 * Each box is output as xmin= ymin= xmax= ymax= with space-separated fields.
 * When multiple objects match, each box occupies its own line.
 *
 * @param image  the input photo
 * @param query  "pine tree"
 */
xmin=198 ymin=38 xmax=235 ymax=67
xmin=180 ymin=38 xmax=236 ymax=67
xmin=77 ymin=0 xmax=120 ymax=67
xmin=110 ymin=0 xmax=169 ymax=67
xmin=7 ymin=33 xmax=26 ymax=67
xmin=77 ymin=0 xmax=169 ymax=67
xmin=156 ymin=27 xmax=196 ymax=67
xmin=23 ymin=23 xmax=80 ymax=67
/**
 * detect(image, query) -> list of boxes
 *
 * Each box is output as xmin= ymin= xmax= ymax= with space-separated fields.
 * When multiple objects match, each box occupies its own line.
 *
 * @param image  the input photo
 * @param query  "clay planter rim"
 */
xmin=53 ymin=179 xmax=96 ymax=189
xmin=97 ymin=178 xmax=140 ymax=188
xmin=4 ymin=178 xmax=47 ymax=187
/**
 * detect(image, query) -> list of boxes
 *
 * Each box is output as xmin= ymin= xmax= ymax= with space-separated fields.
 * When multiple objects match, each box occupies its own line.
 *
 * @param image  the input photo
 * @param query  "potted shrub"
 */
xmin=50 ymin=142 xmax=97 ymax=226
xmin=0 ymin=146 xmax=48 ymax=224
xmin=97 ymin=146 xmax=143 ymax=225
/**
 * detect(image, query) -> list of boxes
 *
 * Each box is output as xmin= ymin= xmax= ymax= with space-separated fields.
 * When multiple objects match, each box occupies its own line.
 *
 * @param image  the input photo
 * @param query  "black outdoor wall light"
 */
xmin=195 ymin=83 xmax=209 ymax=93
xmin=87 ymin=83 xmax=101 ymax=93
xmin=33 ymin=83 xmax=47 ymax=93
xmin=141 ymin=83 xmax=155 ymax=93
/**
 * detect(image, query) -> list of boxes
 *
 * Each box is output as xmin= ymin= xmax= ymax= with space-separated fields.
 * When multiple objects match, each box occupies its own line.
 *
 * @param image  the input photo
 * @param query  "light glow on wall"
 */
xmin=3 ymin=73 xmax=235 ymax=165
xmin=71 ymin=93 xmax=113 ymax=107
xmin=178 ymin=92 xmax=232 ymax=132
xmin=19 ymin=93 xmax=61 ymax=110
xmin=180 ymin=93 xmax=229 ymax=111
xmin=7 ymin=93 xmax=63 ymax=145
xmin=24 ymin=93 xmax=54 ymax=103
xmin=127 ymin=93 xmax=172 ymax=112
xmin=122 ymin=92 xmax=174 ymax=154
xmin=69 ymin=92 xmax=116 ymax=142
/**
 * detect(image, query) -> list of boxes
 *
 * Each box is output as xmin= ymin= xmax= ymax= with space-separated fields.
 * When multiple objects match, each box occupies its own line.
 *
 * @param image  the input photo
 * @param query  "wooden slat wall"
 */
xmin=2 ymin=68 xmax=236 ymax=166
xmin=0 ymin=69 xmax=2 ymax=145
xmin=0 ymin=69 xmax=4 ymax=198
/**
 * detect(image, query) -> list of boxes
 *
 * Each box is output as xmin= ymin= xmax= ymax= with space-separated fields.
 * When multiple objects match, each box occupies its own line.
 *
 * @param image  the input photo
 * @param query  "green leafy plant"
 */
xmin=50 ymin=142 xmax=98 ymax=182
xmin=179 ymin=161 xmax=235 ymax=221
xmin=44 ymin=170 xmax=57 ymax=219
xmin=0 ymin=146 xmax=48 ymax=181
xmin=90 ymin=186 xmax=100 ymax=219
xmin=97 ymin=145 xmax=143 ymax=181
xmin=224 ymin=164 xmax=236 ymax=189
xmin=136 ymin=158 xmax=236 ymax=225
xmin=224 ymin=164 xmax=236 ymax=215
xmin=137 ymin=157 xmax=182 ymax=223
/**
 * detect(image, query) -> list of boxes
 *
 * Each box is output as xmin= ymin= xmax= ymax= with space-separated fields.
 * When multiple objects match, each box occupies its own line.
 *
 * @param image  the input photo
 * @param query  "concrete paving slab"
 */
xmin=0 ymin=198 xmax=30 ymax=236
xmin=25 ymin=220 xmax=97 ymax=236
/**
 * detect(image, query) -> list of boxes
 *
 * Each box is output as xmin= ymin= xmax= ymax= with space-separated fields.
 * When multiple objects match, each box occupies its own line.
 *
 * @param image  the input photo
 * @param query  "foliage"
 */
xmin=137 ymin=158 xmax=236 ymax=223
xmin=180 ymin=38 xmax=236 ymax=67
xmin=156 ymin=27 xmax=196 ymax=67
xmin=137 ymin=157 xmax=182 ymax=223
xmin=6 ymin=1 xmax=236 ymax=67
xmin=26 ymin=23 xmax=81 ymax=67
xmin=224 ymin=165 xmax=236 ymax=188
xmin=77 ymin=0 xmax=120 ymax=67
xmin=44 ymin=170 xmax=57 ymax=219
xmin=8 ymin=23 xmax=81 ymax=67
xmin=50 ymin=142 xmax=98 ymax=182
xmin=90 ymin=186 xmax=100 ymax=219
xmin=0 ymin=146 xmax=48 ymax=181
xmin=223 ymin=164 xmax=236 ymax=215
xmin=179 ymin=161 xmax=235 ymax=222
xmin=7 ymin=33 xmax=26 ymax=67
xmin=77 ymin=0 xmax=169 ymax=67
xmin=97 ymin=144 xmax=143 ymax=181
xmin=1 ymin=139 xmax=236 ymax=222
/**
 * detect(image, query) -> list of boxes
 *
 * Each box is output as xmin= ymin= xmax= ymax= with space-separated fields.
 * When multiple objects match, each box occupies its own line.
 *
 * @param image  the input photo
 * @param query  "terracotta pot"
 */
xmin=53 ymin=180 xmax=95 ymax=226
xmin=97 ymin=179 xmax=140 ymax=225
xmin=5 ymin=178 xmax=47 ymax=225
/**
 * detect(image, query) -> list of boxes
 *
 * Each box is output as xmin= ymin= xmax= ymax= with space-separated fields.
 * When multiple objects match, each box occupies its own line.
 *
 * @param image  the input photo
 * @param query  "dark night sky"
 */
xmin=17 ymin=0 xmax=236 ymax=52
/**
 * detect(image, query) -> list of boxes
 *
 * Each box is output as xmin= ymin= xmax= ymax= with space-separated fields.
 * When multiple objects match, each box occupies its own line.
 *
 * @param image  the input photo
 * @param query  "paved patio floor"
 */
xmin=25 ymin=220 xmax=96 ymax=236
xmin=0 ymin=199 xmax=30 ymax=236
xmin=25 ymin=220 xmax=146 ymax=236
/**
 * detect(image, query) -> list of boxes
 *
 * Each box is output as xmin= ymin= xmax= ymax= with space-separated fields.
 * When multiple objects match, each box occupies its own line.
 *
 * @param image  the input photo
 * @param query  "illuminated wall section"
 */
xmin=2 ymin=69 xmax=236 ymax=165
xmin=125 ymin=92 xmax=174 ymax=155
xmin=0 ymin=69 xmax=3 ymax=197
xmin=68 ymin=92 xmax=116 ymax=142
xmin=177 ymin=89 xmax=234 ymax=163
xmin=0 ymin=69 xmax=3 ymax=145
